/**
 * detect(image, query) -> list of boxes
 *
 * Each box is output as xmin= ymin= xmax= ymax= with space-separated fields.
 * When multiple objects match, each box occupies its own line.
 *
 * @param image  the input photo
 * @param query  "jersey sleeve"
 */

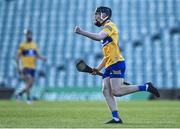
xmin=102 ymin=24 xmax=114 ymax=36
xmin=18 ymin=43 xmax=23 ymax=54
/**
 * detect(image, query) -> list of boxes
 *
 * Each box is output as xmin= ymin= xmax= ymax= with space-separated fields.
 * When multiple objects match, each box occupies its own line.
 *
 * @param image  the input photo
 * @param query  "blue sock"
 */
xmin=112 ymin=111 xmax=120 ymax=121
xmin=139 ymin=84 xmax=147 ymax=91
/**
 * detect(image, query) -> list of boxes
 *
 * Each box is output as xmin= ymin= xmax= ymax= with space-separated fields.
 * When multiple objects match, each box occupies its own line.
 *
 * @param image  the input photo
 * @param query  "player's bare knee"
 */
xmin=102 ymin=83 xmax=110 ymax=96
xmin=102 ymin=85 xmax=108 ymax=96
xmin=26 ymin=82 xmax=31 ymax=88
xmin=111 ymin=89 xmax=120 ymax=97
xmin=26 ymin=80 xmax=33 ymax=89
xmin=111 ymin=86 xmax=125 ymax=97
xmin=28 ymin=77 xmax=34 ymax=84
xmin=112 ymin=92 xmax=124 ymax=97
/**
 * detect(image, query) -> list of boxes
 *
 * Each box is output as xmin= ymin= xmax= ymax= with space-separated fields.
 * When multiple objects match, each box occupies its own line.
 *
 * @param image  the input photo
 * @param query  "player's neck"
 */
xmin=27 ymin=40 xmax=32 ymax=43
xmin=103 ymin=20 xmax=111 ymax=26
xmin=26 ymin=38 xmax=32 ymax=42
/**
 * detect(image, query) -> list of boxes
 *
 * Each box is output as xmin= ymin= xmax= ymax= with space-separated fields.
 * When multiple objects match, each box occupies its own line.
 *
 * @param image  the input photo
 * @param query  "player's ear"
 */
xmin=102 ymin=13 xmax=107 ymax=17
xmin=101 ymin=13 xmax=109 ymax=21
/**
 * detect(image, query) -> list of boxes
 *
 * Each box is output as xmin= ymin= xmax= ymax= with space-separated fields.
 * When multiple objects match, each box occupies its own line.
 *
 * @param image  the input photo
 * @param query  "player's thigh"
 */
xmin=27 ymin=75 xmax=34 ymax=85
xmin=23 ymin=68 xmax=35 ymax=85
xmin=102 ymin=77 xmax=111 ymax=95
xmin=102 ymin=69 xmax=111 ymax=91
xmin=109 ymin=61 xmax=126 ymax=92
xmin=24 ymin=75 xmax=34 ymax=86
xmin=110 ymin=78 xmax=124 ymax=90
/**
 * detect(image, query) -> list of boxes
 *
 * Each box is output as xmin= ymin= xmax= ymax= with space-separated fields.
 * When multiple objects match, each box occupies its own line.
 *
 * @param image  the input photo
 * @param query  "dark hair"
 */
xmin=95 ymin=6 xmax=112 ymax=19
xmin=26 ymin=30 xmax=32 ymax=35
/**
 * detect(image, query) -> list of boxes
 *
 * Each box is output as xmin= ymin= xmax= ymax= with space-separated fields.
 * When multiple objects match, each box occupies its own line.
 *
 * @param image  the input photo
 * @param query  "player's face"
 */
xmin=94 ymin=12 xmax=101 ymax=22
xmin=94 ymin=12 xmax=102 ymax=27
xmin=26 ymin=34 xmax=32 ymax=42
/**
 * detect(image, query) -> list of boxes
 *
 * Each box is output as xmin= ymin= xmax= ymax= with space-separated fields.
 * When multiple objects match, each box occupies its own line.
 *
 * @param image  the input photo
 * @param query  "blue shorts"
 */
xmin=23 ymin=68 xmax=35 ymax=78
xmin=103 ymin=61 xmax=126 ymax=79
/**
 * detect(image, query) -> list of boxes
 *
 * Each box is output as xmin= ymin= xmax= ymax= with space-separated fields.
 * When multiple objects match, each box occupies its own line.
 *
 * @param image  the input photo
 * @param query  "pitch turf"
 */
xmin=0 ymin=100 xmax=180 ymax=128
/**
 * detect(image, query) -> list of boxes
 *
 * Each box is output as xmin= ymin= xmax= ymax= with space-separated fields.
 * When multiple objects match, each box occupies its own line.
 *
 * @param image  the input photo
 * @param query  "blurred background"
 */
xmin=0 ymin=0 xmax=179 ymax=101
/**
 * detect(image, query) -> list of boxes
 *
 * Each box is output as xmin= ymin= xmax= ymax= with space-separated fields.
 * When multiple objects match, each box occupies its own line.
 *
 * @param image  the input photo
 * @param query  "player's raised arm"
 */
xmin=74 ymin=26 xmax=108 ymax=41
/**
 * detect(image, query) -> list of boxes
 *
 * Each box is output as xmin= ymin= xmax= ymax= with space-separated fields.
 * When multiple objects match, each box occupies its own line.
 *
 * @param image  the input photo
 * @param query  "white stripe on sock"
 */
xmin=113 ymin=117 xmax=120 ymax=121
xmin=146 ymin=84 xmax=149 ymax=91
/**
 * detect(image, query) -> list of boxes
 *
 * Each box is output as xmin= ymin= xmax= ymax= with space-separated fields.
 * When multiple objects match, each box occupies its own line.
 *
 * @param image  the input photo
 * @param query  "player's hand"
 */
xmin=43 ymin=57 xmax=47 ymax=62
xmin=40 ymin=56 xmax=47 ymax=62
xmin=74 ymin=26 xmax=82 ymax=34
xmin=16 ymin=65 xmax=22 ymax=74
xmin=17 ymin=69 xmax=22 ymax=75
xmin=91 ymin=68 xmax=99 ymax=75
xmin=17 ymin=68 xmax=25 ymax=80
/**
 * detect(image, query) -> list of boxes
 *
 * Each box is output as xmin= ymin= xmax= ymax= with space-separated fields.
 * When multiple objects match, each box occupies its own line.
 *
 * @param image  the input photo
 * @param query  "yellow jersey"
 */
xmin=18 ymin=41 xmax=39 ymax=69
xmin=102 ymin=21 xmax=124 ymax=68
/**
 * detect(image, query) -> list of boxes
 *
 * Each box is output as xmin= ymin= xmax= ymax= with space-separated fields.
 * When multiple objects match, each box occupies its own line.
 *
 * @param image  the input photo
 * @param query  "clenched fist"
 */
xmin=91 ymin=68 xmax=99 ymax=75
xmin=74 ymin=26 xmax=82 ymax=34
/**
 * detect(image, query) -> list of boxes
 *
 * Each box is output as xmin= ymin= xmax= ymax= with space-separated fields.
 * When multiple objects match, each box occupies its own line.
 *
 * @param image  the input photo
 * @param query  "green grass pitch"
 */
xmin=0 ymin=100 xmax=180 ymax=128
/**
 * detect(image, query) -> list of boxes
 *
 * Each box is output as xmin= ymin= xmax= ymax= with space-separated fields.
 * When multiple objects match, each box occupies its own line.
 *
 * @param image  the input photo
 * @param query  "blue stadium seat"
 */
xmin=0 ymin=0 xmax=179 ymax=93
